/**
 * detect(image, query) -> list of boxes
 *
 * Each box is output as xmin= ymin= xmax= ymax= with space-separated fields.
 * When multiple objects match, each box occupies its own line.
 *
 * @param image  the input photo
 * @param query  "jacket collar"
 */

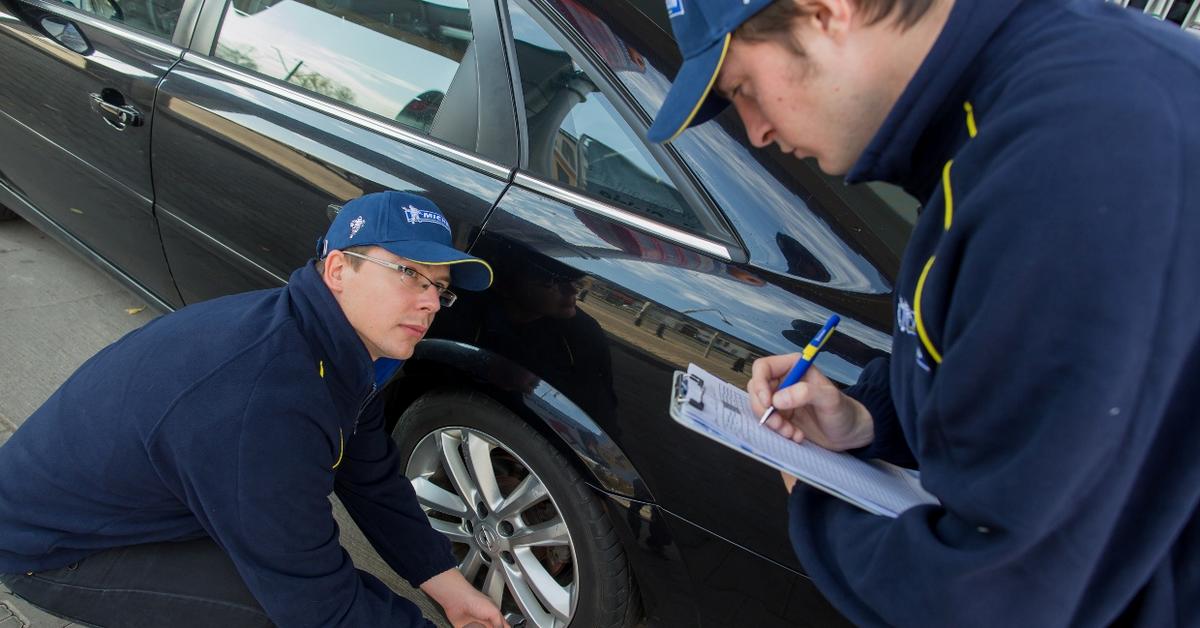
xmin=285 ymin=262 xmax=374 ymax=405
xmin=845 ymin=0 xmax=1022 ymax=198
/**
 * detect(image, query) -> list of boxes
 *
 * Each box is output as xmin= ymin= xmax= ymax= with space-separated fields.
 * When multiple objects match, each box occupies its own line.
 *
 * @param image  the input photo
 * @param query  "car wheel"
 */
xmin=394 ymin=389 xmax=637 ymax=628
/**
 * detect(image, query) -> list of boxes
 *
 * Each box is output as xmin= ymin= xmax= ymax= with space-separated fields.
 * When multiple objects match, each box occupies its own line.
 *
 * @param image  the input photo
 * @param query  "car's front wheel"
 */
xmin=393 ymin=389 xmax=637 ymax=628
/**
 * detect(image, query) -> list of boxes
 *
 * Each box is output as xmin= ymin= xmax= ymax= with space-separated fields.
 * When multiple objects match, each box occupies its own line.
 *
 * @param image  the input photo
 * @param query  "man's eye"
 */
xmin=401 ymin=267 xmax=418 ymax=279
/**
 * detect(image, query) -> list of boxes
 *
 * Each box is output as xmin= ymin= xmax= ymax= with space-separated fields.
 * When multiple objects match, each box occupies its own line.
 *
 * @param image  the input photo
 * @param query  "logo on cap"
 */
xmin=665 ymin=0 xmax=683 ymax=17
xmin=403 ymin=204 xmax=451 ymax=232
xmin=349 ymin=216 xmax=365 ymax=239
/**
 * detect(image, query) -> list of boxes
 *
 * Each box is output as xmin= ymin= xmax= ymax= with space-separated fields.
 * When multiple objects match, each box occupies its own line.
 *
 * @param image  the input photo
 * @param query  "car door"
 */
xmin=150 ymin=0 xmax=516 ymax=302
xmin=447 ymin=0 xmax=916 ymax=623
xmin=0 ymin=0 xmax=188 ymax=307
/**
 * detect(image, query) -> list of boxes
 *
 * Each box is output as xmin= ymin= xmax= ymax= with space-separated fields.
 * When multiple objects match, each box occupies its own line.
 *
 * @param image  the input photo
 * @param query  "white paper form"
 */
xmin=674 ymin=364 xmax=939 ymax=518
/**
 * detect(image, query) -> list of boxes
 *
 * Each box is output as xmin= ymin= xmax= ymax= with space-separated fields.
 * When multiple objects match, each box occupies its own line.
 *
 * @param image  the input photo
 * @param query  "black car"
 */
xmin=0 ymin=0 xmax=928 ymax=625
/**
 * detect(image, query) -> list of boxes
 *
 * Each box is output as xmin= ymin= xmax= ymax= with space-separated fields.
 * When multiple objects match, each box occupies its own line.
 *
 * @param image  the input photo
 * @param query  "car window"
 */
xmin=507 ymin=1 xmax=716 ymax=236
xmin=213 ymin=0 xmax=477 ymax=145
xmin=552 ymin=0 xmax=918 ymax=283
xmin=58 ymin=0 xmax=183 ymax=38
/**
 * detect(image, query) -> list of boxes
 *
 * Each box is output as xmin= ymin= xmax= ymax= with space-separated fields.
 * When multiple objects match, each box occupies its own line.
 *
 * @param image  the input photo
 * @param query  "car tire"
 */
xmin=393 ymin=388 xmax=637 ymax=628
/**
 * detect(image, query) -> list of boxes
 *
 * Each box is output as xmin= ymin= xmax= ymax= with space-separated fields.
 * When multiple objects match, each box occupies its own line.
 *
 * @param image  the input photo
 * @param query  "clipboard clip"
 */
xmin=678 ymin=372 xmax=705 ymax=411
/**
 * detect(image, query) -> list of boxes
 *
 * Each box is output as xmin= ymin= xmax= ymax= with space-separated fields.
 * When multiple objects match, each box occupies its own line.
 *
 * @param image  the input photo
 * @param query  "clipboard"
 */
xmin=668 ymin=365 xmax=939 ymax=518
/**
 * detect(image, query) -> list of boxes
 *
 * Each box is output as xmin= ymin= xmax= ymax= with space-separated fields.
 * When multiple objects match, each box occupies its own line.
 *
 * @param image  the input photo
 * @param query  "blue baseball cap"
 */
xmin=646 ymin=0 xmax=773 ymax=144
xmin=318 ymin=191 xmax=493 ymax=290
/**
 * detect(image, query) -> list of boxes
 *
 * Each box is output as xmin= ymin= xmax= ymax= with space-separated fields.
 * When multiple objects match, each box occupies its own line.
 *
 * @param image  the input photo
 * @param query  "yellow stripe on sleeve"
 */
xmin=913 ymin=256 xmax=943 ymax=364
xmin=332 ymin=428 xmax=344 ymax=470
xmin=942 ymin=160 xmax=955 ymax=231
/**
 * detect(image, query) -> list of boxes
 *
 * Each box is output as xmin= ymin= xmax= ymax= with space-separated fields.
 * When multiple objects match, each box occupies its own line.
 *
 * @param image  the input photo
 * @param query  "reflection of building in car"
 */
xmin=435 ymin=239 xmax=619 ymax=437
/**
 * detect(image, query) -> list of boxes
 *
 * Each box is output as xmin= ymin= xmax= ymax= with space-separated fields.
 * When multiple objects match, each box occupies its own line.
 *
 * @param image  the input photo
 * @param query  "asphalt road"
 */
xmin=0 ymin=217 xmax=448 ymax=626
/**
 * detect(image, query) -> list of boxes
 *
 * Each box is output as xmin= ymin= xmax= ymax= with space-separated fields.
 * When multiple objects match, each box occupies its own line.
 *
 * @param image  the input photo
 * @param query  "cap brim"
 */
xmin=378 ymin=241 xmax=493 ymax=291
xmin=646 ymin=33 xmax=731 ymax=144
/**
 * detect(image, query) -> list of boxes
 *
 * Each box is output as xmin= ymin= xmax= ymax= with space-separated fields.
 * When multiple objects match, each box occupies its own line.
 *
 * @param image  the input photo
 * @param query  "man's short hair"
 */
xmin=316 ymin=245 xmax=374 ymax=272
xmin=736 ymin=0 xmax=936 ymax=45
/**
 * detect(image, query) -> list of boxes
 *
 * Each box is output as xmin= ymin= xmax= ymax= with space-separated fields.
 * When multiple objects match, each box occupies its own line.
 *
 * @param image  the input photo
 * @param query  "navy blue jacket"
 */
xmin=0 ymin=263 xmax=455 ymax=626
xmin=788 ymin=1 xmax=1200 ymax=626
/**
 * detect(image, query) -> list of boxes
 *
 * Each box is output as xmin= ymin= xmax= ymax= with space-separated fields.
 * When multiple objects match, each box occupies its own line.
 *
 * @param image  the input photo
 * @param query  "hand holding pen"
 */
xmin=746 ymin=314 xmax=875 ymax=451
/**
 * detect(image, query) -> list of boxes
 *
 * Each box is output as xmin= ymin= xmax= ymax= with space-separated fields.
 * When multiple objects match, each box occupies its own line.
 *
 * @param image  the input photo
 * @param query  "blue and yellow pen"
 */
xmin=759 ymin=314 xmax=840 ymax=424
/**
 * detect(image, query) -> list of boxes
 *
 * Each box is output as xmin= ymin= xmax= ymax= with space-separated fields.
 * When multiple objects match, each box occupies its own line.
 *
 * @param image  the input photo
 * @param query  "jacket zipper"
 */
xmin=351 ymin=382 xmax=377 ymax=435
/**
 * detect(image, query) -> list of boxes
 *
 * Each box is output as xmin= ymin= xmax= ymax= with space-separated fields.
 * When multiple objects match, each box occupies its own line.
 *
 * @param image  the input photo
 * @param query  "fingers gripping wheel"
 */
xmin=393 ymin=390 xmax=637 ymax=628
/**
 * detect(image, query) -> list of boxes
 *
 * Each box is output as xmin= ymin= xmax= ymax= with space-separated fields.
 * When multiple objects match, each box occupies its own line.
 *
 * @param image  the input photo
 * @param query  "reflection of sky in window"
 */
xmin=508 ymin=4 xmax=673 ymax=198
xmin=563 ymin=93 xmax=670 ymax=188
xmin=508 ymin=3 xmax=559 ymax=50
xmin=218 ymin=0 xmax=463 ymax=120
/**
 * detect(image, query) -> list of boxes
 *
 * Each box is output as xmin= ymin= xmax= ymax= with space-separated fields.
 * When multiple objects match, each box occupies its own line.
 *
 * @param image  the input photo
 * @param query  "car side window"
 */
xmin=58 ymin=0 xmax=183 ymax=38
xmin=507 ymin=2 xmax=713 ymax=236
xmin=213 ymin=0 xmax=477 ymax=147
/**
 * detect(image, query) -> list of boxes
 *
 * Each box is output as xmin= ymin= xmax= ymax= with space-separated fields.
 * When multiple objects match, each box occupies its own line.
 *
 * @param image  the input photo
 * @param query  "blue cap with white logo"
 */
xmin=319 ymin=191 xmax=493 ymax=290
xmin=646 ymin=0 xmax=773 ymax=144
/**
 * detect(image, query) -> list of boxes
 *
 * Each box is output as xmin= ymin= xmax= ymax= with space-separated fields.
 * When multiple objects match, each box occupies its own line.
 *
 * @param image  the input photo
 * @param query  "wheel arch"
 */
xmin=385 ymin=339 xmax=653 ymax=502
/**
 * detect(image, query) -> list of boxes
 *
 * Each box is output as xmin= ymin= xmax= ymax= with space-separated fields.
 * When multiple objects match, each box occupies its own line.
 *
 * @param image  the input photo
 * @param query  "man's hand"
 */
xmin=419 ymin=568 xmax=508 ymax=628
xmin=748 ymin=354 xmax=875 ymax=451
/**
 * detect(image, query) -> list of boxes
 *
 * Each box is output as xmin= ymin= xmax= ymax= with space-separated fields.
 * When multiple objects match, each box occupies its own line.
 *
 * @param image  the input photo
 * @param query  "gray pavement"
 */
xmin=0 ymin=217 xmax=449 ymax=626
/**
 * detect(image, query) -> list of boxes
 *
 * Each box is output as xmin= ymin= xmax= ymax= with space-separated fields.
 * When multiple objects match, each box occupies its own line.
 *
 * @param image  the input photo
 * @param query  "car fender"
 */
xmin=393 ymin=338 xmax=652 ymax=502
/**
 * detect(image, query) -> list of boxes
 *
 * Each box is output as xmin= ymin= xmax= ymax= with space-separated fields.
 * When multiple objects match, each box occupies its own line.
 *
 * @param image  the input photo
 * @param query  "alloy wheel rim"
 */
xmin=407 ymin=427 xmax=578 ymax=628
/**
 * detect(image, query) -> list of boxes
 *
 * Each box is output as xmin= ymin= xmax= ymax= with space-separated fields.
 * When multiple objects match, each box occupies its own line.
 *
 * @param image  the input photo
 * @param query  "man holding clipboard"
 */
xmin=649 ymin=0 xmax=1200 ymax=627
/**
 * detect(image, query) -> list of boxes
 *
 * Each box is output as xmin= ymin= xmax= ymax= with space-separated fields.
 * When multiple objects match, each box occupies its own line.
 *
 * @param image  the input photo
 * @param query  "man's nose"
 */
xmin=734 ymin=99 xmax=774 ymax=148
xmin=417 ymin=285 xmax=442 ymax=312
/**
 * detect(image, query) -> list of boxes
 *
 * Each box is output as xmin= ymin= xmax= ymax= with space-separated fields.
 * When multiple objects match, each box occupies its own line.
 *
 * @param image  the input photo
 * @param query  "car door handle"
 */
xmin=89 ymin=92 xmax=143 ymax=130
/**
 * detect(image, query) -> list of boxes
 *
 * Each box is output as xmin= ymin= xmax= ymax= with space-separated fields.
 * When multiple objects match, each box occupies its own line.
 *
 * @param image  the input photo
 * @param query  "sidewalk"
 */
xmin=0 ymin=586 xmax=83 ymax=628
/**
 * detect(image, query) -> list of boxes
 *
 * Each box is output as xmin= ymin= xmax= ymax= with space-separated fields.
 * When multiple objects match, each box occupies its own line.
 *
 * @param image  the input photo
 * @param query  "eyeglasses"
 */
xmin=342 ymin=251 xmax=457 ymax=307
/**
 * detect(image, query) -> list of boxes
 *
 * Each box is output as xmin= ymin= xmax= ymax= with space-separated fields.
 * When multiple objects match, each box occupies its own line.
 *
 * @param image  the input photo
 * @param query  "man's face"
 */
xmin=715 ymin=11 xmax=899 ymax=174
xmin=324 ymin=246 xmax=451 ymax=361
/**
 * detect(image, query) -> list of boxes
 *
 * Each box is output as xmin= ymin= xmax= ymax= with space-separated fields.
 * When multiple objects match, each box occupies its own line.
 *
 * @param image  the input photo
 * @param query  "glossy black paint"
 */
xmin=0 ymin=0 xmax=181 ymax=304
xmin=150 ymin=56 xmax=508 ymax=303
xmin=443 ymin=183 xmax=888 ymax=575
xmin=0 ymin=0 xmax=915 ymax=623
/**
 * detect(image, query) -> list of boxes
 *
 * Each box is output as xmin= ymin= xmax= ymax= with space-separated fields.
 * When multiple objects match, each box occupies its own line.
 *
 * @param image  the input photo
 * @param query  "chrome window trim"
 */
xmin=158 ymin=206 xmax=288 ymax=285
xmin=182 ymin=52 xmax=513 ymax=181
xmin=21 ymin=0 xmax=182 ymax=56
xmin=513 ymin=172 xmax=733 ymax=262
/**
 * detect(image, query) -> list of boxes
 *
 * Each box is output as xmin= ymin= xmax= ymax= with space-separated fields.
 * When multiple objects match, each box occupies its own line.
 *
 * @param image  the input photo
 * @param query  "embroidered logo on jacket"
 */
xmin=896 ymin=298 xmax=917 ymax=336
xmin=349 ymin=216 xmax=365 ymax=239
xmin=403 ymin=205 xmax=450 ymax=232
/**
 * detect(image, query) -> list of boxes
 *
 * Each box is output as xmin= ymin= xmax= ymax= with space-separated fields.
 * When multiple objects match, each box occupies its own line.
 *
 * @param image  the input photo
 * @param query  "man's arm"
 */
xmin=334 ymin=397 xmax=506 ymax=628
xmin=333 ymin=396 xmax=457 ymax=588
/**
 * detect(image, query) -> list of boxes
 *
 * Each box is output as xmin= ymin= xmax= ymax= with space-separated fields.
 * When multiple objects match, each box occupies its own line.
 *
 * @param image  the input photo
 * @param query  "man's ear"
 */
xmin=321 ymin=251 xmax=348 ymax=295
xmin=796 ymin=0 xmax=855 ymax=39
